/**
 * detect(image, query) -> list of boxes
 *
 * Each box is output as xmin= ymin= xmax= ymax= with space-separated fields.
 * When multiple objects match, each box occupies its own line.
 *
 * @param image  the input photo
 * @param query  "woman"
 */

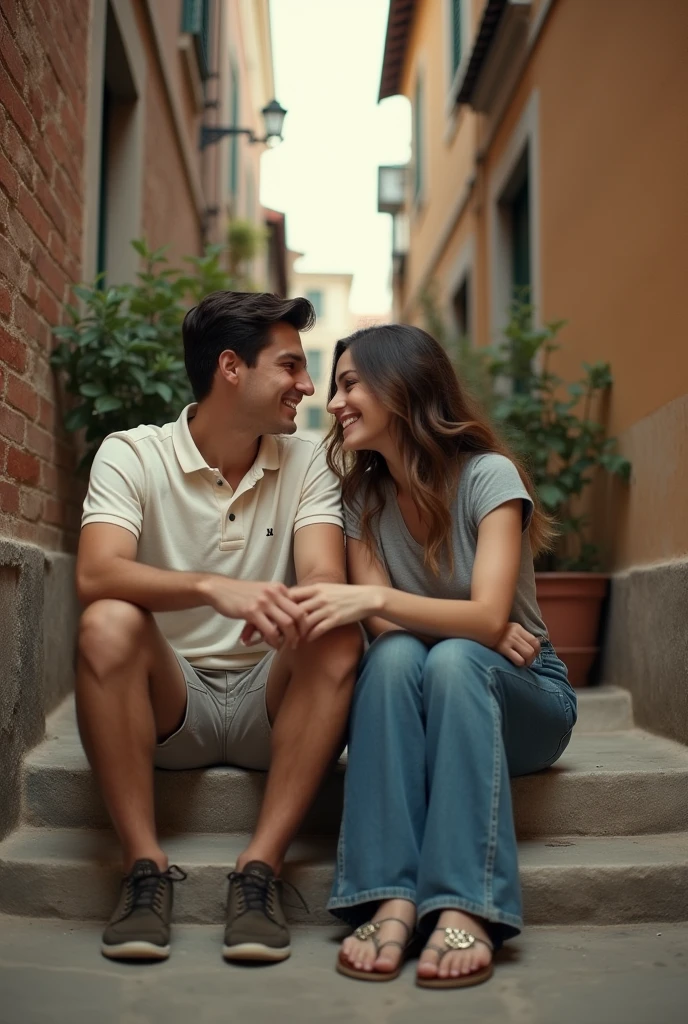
xmin=291 ymin=324 xmax=577 ymax=989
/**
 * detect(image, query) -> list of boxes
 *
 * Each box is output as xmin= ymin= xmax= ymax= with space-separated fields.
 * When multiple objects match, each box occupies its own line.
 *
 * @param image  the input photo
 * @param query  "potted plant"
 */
xmin=51 ymin=239 xmax=235 ymax=466
xmin=422 ymin=292 xmax=631 ymax=686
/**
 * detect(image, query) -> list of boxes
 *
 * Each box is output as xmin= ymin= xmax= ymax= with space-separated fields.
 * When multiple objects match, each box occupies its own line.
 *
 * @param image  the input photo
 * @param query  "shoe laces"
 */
xmin=123 ymin=864 xmax=187 ymax=916
xmin=227 ymin=869 xmax=309 ymax=917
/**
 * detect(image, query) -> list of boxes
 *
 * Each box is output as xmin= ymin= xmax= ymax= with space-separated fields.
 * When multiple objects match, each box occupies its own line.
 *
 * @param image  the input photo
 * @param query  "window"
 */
xmin=305 ymin=289 xmax=324 ymax=318
xmin=181 ymin=0 xmax=212 ymax=80
xmin=510 ymin=176 xmax=531 ymax=299
xmin=229 ymin=60 xmax=240 ymax=198
xmin=306 ymin=349 xmax=322 ymax=382
xmin=452 ymin=276 xmax=470 ymax=340
xmin=96 ymin=3 xmax=140 ymax=286
xmin=413 ymin=75 xmax=424 ymax=202
xmin=450 ymin=0 xmax=463 ymax=77
xmin=306 ymin=407 xmax=323 ymax=430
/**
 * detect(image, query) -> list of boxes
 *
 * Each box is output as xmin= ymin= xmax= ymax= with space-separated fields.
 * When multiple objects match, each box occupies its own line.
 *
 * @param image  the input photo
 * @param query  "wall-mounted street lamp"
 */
xmin=200 ymin=99 xmax=288 ymax=150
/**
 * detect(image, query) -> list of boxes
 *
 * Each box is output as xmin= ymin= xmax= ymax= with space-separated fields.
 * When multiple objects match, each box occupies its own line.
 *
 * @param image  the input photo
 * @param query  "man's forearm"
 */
xmin=77 ymin=556 xmax=216 ymax=612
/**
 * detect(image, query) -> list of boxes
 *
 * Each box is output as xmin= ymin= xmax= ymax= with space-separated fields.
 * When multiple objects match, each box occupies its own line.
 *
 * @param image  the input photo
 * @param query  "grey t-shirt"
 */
xmin=344 ymin=452 xmax=547 ymax=638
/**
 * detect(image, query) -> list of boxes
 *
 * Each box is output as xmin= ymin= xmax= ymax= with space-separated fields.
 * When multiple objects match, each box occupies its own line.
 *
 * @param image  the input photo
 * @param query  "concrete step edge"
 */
xmin=1 ymin=828 xmax=688 ymax=926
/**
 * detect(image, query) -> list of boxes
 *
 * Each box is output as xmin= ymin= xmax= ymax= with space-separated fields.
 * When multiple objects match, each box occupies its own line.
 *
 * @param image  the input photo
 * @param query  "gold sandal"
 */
xmin=336 ymin=916 xmax=413 ymax=982
xmin=416 ymin=926 xmax=494 ymax=989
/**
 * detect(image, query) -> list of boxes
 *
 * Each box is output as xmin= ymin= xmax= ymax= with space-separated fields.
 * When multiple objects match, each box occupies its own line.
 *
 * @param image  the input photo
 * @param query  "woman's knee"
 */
xmin=356 ymin=631 xmax=428 ymax=696
xmin=423 ymin=639 xmax=492 ymax=704
xmin=78 ymin=599 xmax=151 ymax=676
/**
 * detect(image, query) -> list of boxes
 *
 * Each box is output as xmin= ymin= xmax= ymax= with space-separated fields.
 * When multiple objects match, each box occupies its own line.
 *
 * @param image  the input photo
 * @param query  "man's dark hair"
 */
xmin=182 ymin=291 xmax=316 ymax=401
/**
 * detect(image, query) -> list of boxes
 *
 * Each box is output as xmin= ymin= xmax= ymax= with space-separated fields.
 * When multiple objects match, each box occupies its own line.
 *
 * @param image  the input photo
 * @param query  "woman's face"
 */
xmin=327 ymin=348 xmax=392 ymax=452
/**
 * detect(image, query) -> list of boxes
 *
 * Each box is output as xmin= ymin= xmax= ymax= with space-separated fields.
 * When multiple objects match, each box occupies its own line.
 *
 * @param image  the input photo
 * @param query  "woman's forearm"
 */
xmin=376 ymin=587 xmax=505 ymax=647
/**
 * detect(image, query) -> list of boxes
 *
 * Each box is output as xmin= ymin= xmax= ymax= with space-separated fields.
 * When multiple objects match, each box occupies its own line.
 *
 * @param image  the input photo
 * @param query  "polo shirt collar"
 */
xmin=172 ymin=404 xmax=281 ymax=477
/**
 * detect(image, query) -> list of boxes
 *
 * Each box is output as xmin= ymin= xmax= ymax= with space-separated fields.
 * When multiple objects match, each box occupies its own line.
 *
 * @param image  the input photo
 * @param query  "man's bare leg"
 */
xmin=76 ymin=599 xmax=188 ymax=872
xmin=236 ymin=624 xmax=362 ymax=872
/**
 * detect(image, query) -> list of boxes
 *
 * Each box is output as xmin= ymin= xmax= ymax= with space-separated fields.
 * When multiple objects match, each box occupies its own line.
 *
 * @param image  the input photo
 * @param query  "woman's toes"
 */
xmin=417 ymin=953 xmax=439 ymax=978
xmin=373 ymin=952 xmax=397 ymax=973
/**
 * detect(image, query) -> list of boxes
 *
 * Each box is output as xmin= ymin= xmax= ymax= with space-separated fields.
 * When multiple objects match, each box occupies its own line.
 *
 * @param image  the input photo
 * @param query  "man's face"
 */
xmin=239 ymin=322 xmax=315 ymax=434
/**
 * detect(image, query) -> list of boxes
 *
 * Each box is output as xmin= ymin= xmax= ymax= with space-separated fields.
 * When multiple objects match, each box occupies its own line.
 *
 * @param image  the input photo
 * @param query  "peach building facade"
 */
xmin=378 ymin=0 xmax=688 ymax=740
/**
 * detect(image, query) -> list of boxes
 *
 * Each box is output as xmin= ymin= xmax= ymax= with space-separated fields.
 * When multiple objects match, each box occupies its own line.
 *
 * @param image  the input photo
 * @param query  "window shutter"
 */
xmin=181 ymin=0 xmax=211 ymax=79
xmin=451 ymin=0 xmax=462 ymax=75
xmin=414 ymin=76 xmax=423 ymax=200
xmin=181 ymin=0 xmax=203 ymax=34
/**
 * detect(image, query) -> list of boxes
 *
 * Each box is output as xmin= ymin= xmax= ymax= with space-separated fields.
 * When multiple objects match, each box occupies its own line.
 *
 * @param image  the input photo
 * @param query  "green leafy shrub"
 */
xmin=51 ymin=240 xmax=233 ymax=466
xmin=422 ymin=293 xmax=631 ymax=570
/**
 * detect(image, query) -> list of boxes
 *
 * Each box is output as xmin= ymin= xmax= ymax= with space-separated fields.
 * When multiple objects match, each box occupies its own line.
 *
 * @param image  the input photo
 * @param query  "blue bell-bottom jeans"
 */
xmin=327 ymin=632 xmax=577 ymax=945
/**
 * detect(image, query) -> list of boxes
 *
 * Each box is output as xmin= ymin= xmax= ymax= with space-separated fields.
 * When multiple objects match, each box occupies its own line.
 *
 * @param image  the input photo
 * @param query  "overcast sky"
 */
xmin=260 ymin=0 xmax=411 ymax=314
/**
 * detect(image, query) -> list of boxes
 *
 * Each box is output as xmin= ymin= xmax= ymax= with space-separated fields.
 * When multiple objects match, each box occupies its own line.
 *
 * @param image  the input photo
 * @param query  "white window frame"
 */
xmin=487 ymin=90 xmax=541 ymax=338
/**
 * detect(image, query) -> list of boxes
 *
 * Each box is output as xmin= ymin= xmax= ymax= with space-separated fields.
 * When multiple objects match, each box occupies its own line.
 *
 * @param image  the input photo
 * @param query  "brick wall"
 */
xmin=0 ymin=0 xmax=87 ymax=552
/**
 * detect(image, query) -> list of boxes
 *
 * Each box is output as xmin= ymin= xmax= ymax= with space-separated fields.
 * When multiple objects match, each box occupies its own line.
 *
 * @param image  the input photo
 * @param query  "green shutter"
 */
xmin=181 ymin=0 xmax=211 ymax=79
xmin=181 ymin=0 xmax=203 ymax=33
xmin=414 ymin=76 xmax=423 ymax=200
xmin=452 ymin=0 xmax=462 ymax=75
xmin=229 ymin=62 xmax=239 ymax=196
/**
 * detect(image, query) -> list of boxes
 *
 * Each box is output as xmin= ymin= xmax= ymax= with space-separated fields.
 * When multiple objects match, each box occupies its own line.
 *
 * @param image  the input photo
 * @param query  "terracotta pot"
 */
xmin=535 ymin=572 xmax=609 ymax=687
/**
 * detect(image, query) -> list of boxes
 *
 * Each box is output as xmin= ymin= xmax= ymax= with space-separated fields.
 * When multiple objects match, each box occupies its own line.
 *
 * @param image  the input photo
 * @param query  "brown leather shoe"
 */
xmin=222 ymin=861 xmax=291 ymax=962
xmin=101 ymin=859 xmax=186 ymax=961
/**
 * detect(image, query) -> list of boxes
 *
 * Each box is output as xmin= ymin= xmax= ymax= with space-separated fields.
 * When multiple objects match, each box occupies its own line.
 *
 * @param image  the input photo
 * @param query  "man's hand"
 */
xmin=199 ymin=577 xmax=306 ymax=650
xmin=494 ymin=622 xmax=541 ymax=667
xmin=289 ymin=582 xmax=383 ymax=642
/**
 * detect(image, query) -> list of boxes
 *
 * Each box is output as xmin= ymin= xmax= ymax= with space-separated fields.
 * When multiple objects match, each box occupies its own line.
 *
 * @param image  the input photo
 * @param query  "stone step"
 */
xmin=22 ymin=695 xmax=688 ymax=838
xmin=1 ymin=827 xmax=687 ymax=926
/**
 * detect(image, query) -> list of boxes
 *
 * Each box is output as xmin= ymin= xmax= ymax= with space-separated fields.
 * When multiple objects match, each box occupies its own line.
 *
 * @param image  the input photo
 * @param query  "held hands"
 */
xmin=287 ymin=583 xmax=383 ymax=643
xmin=494 ymin=622 xmax=541 ymax=667
xmin=202 ymin=577 xmax=307 ymax=650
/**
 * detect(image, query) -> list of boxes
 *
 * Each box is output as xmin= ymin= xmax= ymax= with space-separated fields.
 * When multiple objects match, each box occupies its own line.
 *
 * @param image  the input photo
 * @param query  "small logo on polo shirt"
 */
xmin=266 ymin=528 xmax=274 ymax=537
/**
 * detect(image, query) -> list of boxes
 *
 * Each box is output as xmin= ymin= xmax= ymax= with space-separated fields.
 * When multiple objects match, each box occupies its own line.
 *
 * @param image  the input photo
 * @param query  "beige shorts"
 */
xmin=154 ymin=650 xmax=276 ymax=771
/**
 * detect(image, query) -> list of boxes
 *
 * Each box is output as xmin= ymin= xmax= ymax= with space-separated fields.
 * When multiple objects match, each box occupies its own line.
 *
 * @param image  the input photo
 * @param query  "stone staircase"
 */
xmin=1 ymin=686 xmax=688 ymax=926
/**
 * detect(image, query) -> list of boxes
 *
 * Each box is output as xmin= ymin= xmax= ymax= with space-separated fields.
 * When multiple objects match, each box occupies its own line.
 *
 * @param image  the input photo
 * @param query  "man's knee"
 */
xmin=78 ymin=599 xmax=151 ymax=676
xmin=306 ymin=623 xmax=363 ymax=687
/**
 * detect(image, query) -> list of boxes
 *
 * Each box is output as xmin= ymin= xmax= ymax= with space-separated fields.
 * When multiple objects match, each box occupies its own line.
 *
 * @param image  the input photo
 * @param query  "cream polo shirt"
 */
xmin=82 ymin=404 xmax=343 ymax=669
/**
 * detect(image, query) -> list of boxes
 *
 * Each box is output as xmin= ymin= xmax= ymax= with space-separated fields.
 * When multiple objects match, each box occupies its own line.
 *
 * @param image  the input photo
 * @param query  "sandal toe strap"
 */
xmin=429 ymin=927 xmax=494 ymax=954
xmin=353 ymin=916 xmax=413 ymax=945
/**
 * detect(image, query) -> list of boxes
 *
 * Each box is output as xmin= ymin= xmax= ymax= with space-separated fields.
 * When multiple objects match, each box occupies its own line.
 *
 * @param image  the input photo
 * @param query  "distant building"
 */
xmin=289 ymin=261 xmax=357 ymax=437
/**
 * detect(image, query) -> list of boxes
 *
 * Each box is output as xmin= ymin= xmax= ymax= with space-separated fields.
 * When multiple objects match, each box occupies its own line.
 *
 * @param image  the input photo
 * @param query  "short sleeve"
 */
xmin=343 ymin=489 xmax=364 ymax=541
xmin=81 ymin=435 xmax=146 ymax=539
xmin=467 ymin=453 xmax=533 ymax=532
xmin=293 ymin=445 xmax=343 ymax=534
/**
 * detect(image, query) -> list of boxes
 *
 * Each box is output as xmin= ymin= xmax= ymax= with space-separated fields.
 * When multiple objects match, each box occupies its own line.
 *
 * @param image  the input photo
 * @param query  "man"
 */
xmin=76 ymin=290 xmax=362 ymax=963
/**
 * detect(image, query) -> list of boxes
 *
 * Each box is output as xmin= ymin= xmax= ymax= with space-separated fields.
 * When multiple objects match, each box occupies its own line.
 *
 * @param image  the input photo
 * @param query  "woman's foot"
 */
xmin=339 ymin=899 xmax=416 ymax=976
xmin=417 ymin=909 xmax=493 ymax=982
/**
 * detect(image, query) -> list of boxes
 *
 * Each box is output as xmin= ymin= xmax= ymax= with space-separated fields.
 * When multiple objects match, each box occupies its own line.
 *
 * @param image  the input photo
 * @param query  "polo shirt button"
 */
xmin=216 ymin=479 xmax=223 ymax=486
xmin=228 ymin=513 xmax=236 ymax=521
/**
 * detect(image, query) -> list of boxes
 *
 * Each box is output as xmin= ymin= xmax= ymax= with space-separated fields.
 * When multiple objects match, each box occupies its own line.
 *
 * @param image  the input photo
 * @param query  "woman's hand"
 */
xmin=494 ymin=622 xmax=541 ymax=667
xmin=289 ymin=582 xmax=384 ymax=641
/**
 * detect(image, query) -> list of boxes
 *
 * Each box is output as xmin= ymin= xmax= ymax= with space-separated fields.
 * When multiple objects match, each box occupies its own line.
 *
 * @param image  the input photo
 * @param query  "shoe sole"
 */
xmin=101 ymin=941 xmax=170 ymax=961
xmin=222 ymin=942 xmax=291 ymax=963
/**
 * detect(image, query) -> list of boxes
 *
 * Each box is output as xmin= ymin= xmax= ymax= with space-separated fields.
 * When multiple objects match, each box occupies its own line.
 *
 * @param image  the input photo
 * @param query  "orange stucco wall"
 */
xmin=396 ymin=0 xmax=688 ymax=568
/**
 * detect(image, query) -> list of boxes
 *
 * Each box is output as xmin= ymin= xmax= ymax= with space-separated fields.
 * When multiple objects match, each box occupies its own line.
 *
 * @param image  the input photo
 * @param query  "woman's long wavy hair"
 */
xmin=325 ymin=324 xmax=554 ymax=574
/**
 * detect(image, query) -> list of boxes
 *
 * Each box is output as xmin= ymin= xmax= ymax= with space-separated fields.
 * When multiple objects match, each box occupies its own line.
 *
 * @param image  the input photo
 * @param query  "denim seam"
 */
xmin=335 ymin=816 xmax=347 ymax=898
xmin=328 ymin=886 xmax=417 ymax=910
xmin=490 ymin=664 xmax=575 ymax=769
xmin=483 ymin=667 xmax=502 ymax=914
xmin=417 ymin=895 xmax=522 ymax=931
